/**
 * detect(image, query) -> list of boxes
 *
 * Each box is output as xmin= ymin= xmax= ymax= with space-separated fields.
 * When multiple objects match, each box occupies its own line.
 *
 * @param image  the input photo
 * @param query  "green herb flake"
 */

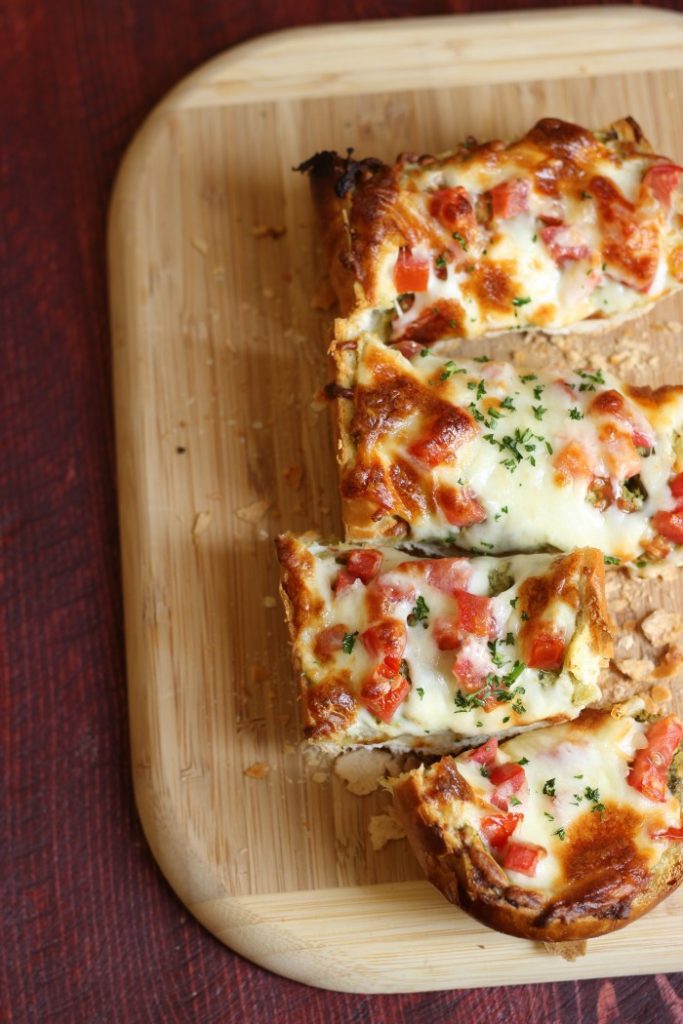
xmin=420 ymin=348 xmax=430 ymax=358
xmin=518 ymin=757 xmax=530 ymax=766
xmin=543 ymin=778 xmax=557 ymax=798
xmin=441 ymin=360 xmax=466 ymax=381
xmin=533 ymin=383 xmax=545 ymax=401
xmin=576 ymin=368 xmax=606 ymax=393
xmin=532 ymin=404 xmax=547 ymax=421
xmin=452 ymin=231 xmax=468 ymax=251
xmin=543 ymin=812 xmax=555 ymax=820
xmin=512 ymin=296 xmax=532 ymax=307
xmin=520 ymin=373 xmax=537 ymax=383
xmin=416 ymin=687 xmax=425 ymax=700
xmin=509 ymin=795 xmax=522 ymax=806
xmin=480 ymin=766 xmax=489 ymax=778
xmin=553 ymin=827 xmax=567 ymax=841
xmin=473 ymin=354 xmax=490 ymax=363
xmin=407 ymin=595 xmax=430 ymax=628
xmin=604 ymin=555 xmax=621 ymax=565
xmin=569 ymin=407 xmax=584 ymax=420
xmin=342 ymin=631 xmax=359 ymax=654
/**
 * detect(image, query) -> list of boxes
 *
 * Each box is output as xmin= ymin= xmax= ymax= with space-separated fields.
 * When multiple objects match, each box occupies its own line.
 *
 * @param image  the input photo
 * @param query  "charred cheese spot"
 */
xmin=525 ymin=117 xmax=602 ymax=166
xmin=424 ymin=757 xmax=474 ymax=805
xmin=304 ymin=679 xmax=357 ymax=739
xmin=542 ymin=804 xmax=650 ymax=924
xmin=392 ymin=299 xmax=466 ymax=346
xmin=275 ymin=534 xmax=324 ymax=632
xmin=529 ymin=303 xmax=558 ymax=327
xmin=462 ymin=261 xmax=516 ymax=315
xmin=518 ymin=550 xmax=582 ymax=626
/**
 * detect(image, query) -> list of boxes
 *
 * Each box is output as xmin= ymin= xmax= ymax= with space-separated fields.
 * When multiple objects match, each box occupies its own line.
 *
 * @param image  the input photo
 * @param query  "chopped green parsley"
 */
xmin=342 ymin=631 xmax=358 ymax=654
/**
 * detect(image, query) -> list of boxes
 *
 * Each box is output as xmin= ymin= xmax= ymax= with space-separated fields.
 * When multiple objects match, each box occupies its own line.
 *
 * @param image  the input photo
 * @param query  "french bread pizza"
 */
xmin=391 ymin=707 xmax=683 ymax=941
xmin=276 ymin=533 xmax=612 ymax=752
xmin=299 ymin=117 xmax=683 ymax=343
xmin=334 ymin=338 xmax=683 ymax=570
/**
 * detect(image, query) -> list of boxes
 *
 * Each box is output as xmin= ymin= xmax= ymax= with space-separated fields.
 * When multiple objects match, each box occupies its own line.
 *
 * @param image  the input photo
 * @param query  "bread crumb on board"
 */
xmin=235 ymin=499 xmax=272 ymax=523
xmin=368 ymin=814 xmax=406 ymax=852
xmin=542 ymin=940 xmax=587 ymax=962
xmin=334 ymin=748 xmax=402 ymax=796
xmin=243 ymin=761 xmax=270 ymax=780
xmin=641 ymin=609 xmax=683 ymax=647
xmin=191 ymin=509 xmax=212 ymax=540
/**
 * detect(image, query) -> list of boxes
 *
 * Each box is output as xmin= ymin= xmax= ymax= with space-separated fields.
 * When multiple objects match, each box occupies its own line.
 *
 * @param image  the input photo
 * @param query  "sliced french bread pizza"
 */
xmin=391 ymin=706 xmax=683 ymax=941
xmin=333 ymin=337 xmax=683 ymax=571
xmin=299 ymin=117 xmax=683 ymax=342
xmin=276 ymin=533 xmax=612 ymax=752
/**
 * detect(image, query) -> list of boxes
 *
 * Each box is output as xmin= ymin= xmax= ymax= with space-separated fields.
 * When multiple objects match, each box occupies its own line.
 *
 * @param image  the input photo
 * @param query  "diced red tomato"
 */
xmin=428 ymin=186 xmax=476 ymax=233
xmin=437 ymin=486 xmax=488 ymax=527
xmin=360 ymin=670 xmax=410 ymax=724
xmin=525 ymin=628 xmax=566 ymax=672
xmin=452 ymin=589 xmax=495 ymax=638
xmin=424 ymin=557 xmax=472 ymax=594
xmin=553 ymin=441 xmax=593 ymax=485
xmin=394 ymin=248 xmax=430 ymax=293
xmin=541 ymin=224 xmax=591 ymax=265
xmin=360 ymin=619 xmax=407 ymax=661
xmin=553 ymin=378 xmax=577 ymax=399
xmin=313 ymin=624 xmax=348 ymax=661
xmin=366 ymin=576 xmax=417 ymax=620
xmin=590 ymin=175 xmax=659 ymax=292
xmin=628 ymin=714 xmax=683 ymax=802
xmin=333 ymin=568 xmax=357 ymax=595
xmin=432 ymin=616 xmax=460 ymax=651
xmin=489 ymin=762 xmax=527 ymax=810
xmin=452 ymin=655 xmax=486 ymax=694
xmin=670 ymin=473 xmax=683 ymax=499
xmin=650 ymin=827 xmax=683 ymax=841
xmin=465 ymin=737 xmax=499 ymax=766
xmin=599 ymin=423 xmax=641 ymax=481
xmin=344 ymin=548 xmax=383 ymax=584
xmin=503 ymin=841 xmax=546 ymax=876
xmin=488 ymin=178 xmax=530 ymax=220
xmin=642 ymin=163 xmax=683 ymax=207
xmin=481 ymin=813 xmax=523 ymax=848
xmin=653 ymin=508 xmax=683 ymax=546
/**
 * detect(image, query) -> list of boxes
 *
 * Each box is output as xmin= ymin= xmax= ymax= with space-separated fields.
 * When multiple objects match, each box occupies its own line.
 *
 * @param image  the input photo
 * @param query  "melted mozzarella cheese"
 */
xmin=456 ymin=714 xmax=682 ymax=893
xmin=365 ymin=150 xmax=682 ymax=338
xmin=355 ymin=339 xmax=683 ymax=568
xmin=298 ymin=540 xmax=604 ymax=747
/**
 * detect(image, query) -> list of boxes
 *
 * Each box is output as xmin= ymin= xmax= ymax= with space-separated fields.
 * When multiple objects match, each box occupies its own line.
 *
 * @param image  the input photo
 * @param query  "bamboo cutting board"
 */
xmin=109 ymin=7 xmax=683 ymax=992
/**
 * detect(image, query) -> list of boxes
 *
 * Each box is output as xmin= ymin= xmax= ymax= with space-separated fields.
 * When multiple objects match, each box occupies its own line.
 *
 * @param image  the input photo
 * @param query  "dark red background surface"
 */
xmin=4 ymin=1 xmax=683 ymax=1020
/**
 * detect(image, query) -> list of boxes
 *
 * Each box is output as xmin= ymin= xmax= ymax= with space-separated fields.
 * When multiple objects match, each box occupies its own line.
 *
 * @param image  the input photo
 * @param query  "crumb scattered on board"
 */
xmin=334 ymin=748 xmax=401 ymax=796
xmin=191 ymin=509 xmax=212 ymax=540
xmin=542 ymin=940 xmax=587 ymax=962
xmin=235 ymin=499 xmax=271 ymax=523
xmin=369 ymin=814 xmax=406 ymax=851
xmin=243 ymin=761 xmax=270 ymax=780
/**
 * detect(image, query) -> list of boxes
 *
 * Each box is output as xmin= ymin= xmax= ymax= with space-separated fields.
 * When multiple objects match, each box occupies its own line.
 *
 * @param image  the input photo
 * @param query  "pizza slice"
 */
xmin=334 ymin=337 xmax=683 ymax=570
xmin=276 ymin=533 xmax=612 ymax=752
xmin=391 ymin=706 xmax=683 ymax=942
xmin=299 ymin=117 xmax=683 ymax=343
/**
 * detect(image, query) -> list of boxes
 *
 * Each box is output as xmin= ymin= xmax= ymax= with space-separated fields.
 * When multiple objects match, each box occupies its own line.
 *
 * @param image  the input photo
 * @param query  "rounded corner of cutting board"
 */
xmin=132 ymin=768 xmax=442 ymax=995
xmin=110 ymin=7 xmax=683 ymax=993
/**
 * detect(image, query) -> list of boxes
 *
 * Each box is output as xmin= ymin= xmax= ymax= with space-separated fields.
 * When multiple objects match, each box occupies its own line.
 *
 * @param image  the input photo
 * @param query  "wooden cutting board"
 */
xmin=109 ymin=7 xmax=683 ymax=992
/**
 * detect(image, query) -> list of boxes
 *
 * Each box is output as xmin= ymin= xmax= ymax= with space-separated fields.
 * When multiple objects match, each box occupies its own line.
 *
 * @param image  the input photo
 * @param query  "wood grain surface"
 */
xmin=109 ymin=7 xmax=683 ymax=995
xmin=5 ymin=0 xmax=683 ymax=1019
